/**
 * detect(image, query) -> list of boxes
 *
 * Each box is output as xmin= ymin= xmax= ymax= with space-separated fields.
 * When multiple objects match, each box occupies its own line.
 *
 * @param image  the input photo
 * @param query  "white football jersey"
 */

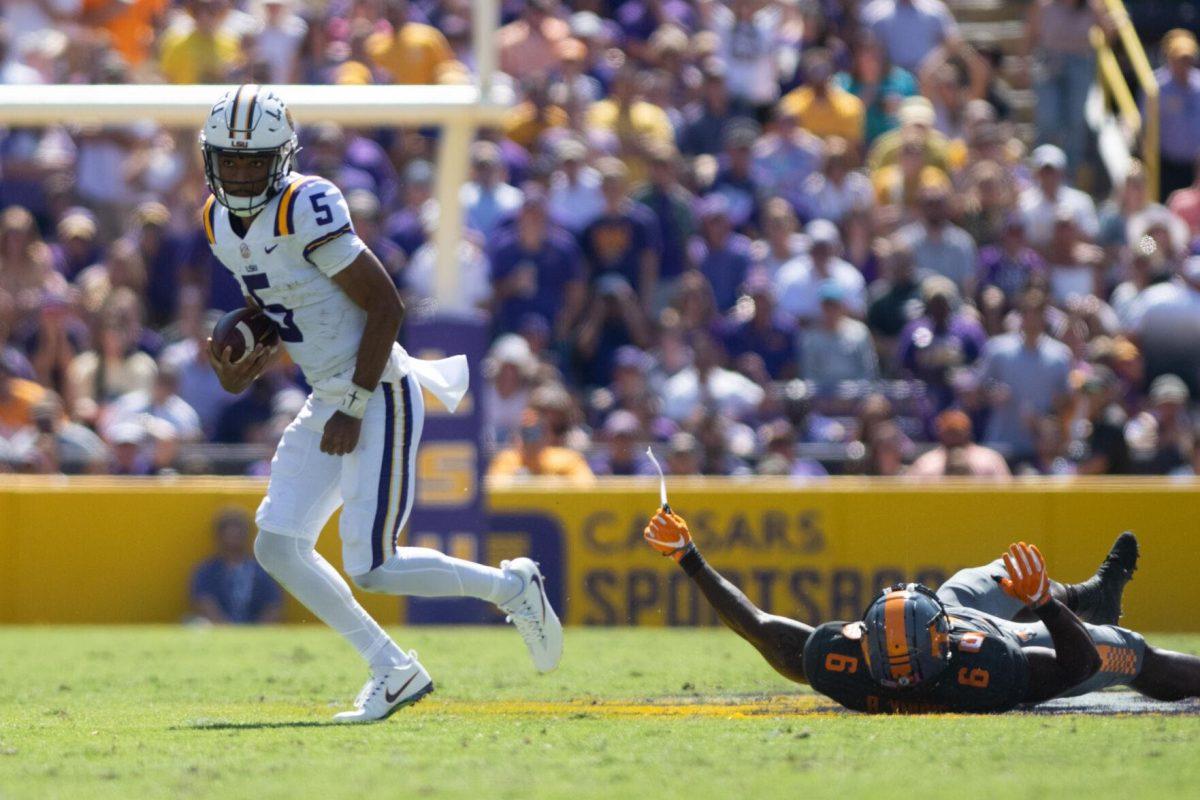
xmin=204 ymin=172 xmax=409 ymax=394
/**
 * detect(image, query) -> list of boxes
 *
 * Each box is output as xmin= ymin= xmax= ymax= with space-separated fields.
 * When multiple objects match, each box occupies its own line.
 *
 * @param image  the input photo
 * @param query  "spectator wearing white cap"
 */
xmin=1018 ymin=144 xmax=1099 ymax=249
xmin=482 ymin=334 xmax=537 ymax=451
xmin=105 ymin=418 xmax=154 ymax=475
xmin=773 ymin=219 xmax=866 ymax=325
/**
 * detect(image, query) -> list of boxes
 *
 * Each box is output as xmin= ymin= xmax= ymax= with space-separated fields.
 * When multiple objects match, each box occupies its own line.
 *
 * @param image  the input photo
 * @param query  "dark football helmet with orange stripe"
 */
xmin=861 ymin=584 xmax=952 ymax=689
xmin=200 ymin=85 xmax=298 ymax=217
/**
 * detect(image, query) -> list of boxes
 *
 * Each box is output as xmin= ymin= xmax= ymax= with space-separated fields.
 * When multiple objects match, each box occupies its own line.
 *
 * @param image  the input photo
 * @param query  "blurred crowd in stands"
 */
xmin=3 ymin=0 xmax=1200 ymax=480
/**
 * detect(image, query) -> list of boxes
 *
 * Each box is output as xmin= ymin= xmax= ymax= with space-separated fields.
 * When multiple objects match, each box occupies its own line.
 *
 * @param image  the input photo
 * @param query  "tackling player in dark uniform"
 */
xmin=644 ymin=509 xmax=1200 ymax=712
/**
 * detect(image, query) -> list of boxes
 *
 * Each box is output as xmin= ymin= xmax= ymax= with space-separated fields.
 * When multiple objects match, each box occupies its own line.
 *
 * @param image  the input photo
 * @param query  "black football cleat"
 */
xmin=1071 ymin=531 xmax=1139 ymax=626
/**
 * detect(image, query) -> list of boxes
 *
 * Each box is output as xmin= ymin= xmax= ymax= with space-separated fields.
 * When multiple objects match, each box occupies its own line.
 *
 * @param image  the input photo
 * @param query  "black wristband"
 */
xmin=1033 ymin=598 xmax=1064 ymax=622
xmin=677 ymin=545 xmax=704 ymax=577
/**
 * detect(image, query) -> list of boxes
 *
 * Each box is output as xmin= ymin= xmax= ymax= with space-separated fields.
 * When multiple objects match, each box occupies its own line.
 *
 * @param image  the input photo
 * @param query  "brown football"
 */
xmin=210 ymin=307 xmax=280 ymax=364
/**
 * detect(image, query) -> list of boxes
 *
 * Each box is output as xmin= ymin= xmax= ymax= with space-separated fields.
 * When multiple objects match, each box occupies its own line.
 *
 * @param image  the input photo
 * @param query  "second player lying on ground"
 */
xmin=645 ymin=511 xmax=1199 ymax=712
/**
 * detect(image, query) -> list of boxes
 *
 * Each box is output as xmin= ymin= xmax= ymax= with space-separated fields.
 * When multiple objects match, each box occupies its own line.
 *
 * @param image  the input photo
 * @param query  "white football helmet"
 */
xmin=199 ymin=85 xmax=298 ymax=217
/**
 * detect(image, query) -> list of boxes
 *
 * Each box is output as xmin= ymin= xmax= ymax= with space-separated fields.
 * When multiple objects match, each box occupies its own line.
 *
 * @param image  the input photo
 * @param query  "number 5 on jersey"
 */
xmin=244 ymin=272 xmax=304 ymax=342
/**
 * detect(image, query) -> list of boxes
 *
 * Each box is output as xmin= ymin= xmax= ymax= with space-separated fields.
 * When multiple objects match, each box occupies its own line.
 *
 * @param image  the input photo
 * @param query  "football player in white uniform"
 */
xmin=200 ymin=85 xmax=563 ymax=723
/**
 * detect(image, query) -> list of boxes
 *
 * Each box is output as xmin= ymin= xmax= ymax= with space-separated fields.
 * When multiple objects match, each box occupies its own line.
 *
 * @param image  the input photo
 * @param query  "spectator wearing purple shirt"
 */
xmin=302 ymin=123 xmax=380 ymax=202
xmin=688 ymin=195 xmax=752 ymax=312
xmin=721 ymin=272 xmax=798 ymax=380
xmin=574 ymin=274 xmax=654 ymax=387
xmin=0 ymin=288 xmax=35 ymax=381
xmin=977 ymin=214 xmax=1045 ymax=308
xmin=633 ymin=143 xmax=697 ymax=303
xmin=489 ymin=192 xmax=586 ymax=340
xmin=862 ymin=0 xmax=960 ymax=74
xmin=345 ymin=190 xmax=405 ymax=283
xmin=1153 ymin=33 xmax=1200 ymax=199
xmin=708 ymin=120 xmax=763 ymax=231
xmin=580 ymin=157 xmax=662 ymax=309
xmin=589 ymin=409 xmax=658 ymax=476
xmin=385 ymin=159 xmax=434 ymax=258
xmin=127 ymin=203 xmax=186 ymax=328
xmin=752 ymin=106 xmax=825 ymax=214
xmin=49 ymin=210 xmax=102 ymax=282
xmin=677 ymin=59 xmax=743 ymax=157
xmin=615 ymin=0 xmax=696 ymax=52
xmin=896 ymin=276 xmax=987 ymax=409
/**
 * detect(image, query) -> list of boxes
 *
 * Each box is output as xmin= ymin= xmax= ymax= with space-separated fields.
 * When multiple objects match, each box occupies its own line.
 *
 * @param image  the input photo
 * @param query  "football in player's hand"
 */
xmin=210 ymin=307 xmax=280 ymax=364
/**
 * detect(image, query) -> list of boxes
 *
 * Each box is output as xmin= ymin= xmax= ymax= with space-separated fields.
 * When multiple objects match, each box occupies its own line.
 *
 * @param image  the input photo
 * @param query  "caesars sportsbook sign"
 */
xmin=485 ymin=485 xmax=963 ymax=626
xmin=480 ymin=481 xmax=1200 ymax=630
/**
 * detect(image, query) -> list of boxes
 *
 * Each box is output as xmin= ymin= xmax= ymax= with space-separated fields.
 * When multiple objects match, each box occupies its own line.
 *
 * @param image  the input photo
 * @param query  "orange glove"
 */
xmin=998 ymin=541 xmax=1051 ymax=608
xmin=643 ymin=508 xmax=693 ymax=562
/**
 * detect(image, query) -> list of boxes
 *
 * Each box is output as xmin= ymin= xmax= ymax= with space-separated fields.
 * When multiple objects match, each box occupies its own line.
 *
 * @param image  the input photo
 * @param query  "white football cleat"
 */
xmin=333 ymin=654 xmax=434 ymax=724
xmin=499 ymin=558 xmax=563 ymax=673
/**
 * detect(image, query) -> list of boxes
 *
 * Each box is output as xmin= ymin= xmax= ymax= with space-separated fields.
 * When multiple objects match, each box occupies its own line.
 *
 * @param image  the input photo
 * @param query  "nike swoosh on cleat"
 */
xmin=265 ymin=244 xmax=278 ymax=253
xmin=531 ymin=573 xmax=547 ymax=623
xmin=384 ymin=673 xmax=419 ymax=704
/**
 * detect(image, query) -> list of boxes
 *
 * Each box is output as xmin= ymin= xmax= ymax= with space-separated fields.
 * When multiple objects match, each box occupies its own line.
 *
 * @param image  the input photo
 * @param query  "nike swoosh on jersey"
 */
xmin=265 ymin=244 xmax=278 ymax=253
xmin=384 ymin=673 xmax=420 ymax=704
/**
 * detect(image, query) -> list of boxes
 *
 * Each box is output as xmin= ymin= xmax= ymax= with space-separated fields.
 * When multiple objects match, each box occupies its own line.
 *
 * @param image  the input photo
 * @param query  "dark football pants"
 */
xmin=937 ymin=560 xmax=1147 ymax=696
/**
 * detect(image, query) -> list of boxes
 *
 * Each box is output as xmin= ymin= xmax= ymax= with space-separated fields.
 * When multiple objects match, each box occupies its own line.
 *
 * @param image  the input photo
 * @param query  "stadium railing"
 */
xmin=1092 ymin=0 xmax=1159 ymax=196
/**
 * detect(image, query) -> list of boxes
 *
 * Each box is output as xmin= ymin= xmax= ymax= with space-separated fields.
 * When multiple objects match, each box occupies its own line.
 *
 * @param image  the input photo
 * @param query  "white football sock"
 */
xmin=351 ymin=546 xmax=522 ymax=606
xmin=254 ymin=530 xmax=408 ymax=670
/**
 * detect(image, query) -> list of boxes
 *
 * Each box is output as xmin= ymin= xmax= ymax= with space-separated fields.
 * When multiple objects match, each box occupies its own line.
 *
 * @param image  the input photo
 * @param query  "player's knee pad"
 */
xmin=254 ymin=529 xmax=305 ymax=578
xmin=348 ymin=569 xmax=380 ymax=592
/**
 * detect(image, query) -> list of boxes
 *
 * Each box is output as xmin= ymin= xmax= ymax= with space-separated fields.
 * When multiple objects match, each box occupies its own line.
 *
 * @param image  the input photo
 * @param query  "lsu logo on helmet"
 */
xmin=199 ymin=85 xmax=298 ymax=217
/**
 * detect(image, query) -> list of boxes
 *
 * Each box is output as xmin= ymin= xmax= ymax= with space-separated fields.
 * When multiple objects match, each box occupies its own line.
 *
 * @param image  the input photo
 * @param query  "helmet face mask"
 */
xmin=860 ymin=583 xmax=952 ymax=690
xmin=199 ymin=85 xmax=298 ymax=217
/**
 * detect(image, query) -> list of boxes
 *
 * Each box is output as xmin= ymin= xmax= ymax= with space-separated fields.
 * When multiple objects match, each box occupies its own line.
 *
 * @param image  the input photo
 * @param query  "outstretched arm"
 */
xmin=645 ymin=510 xmax=814 ymax=683
xmin=998 ymin=542 xmax=1102 ymax=703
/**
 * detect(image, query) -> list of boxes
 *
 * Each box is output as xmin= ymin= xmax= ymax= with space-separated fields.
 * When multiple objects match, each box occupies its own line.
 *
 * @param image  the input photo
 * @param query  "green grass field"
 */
xmin=1 ymin=627 xmax=1198 ymax=800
